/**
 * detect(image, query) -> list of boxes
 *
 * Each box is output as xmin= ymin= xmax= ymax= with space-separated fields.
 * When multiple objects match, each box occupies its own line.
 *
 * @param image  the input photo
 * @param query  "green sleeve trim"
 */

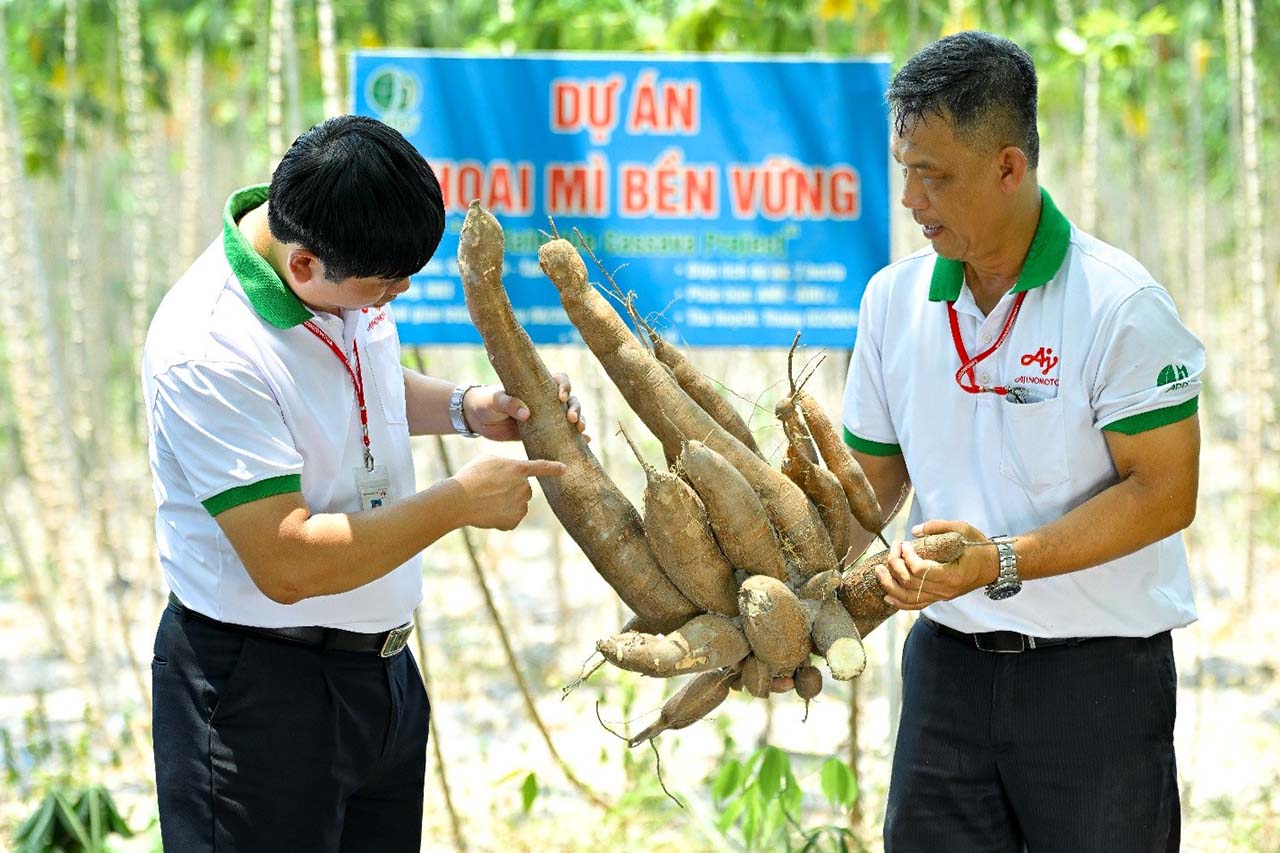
xmin=202 ymin=474 xmax=302 ymax=516
xmin=1102 ymin=396 xmax=1198 ymax=435
xmin=843 ymin=426 xmax=902 ymax=457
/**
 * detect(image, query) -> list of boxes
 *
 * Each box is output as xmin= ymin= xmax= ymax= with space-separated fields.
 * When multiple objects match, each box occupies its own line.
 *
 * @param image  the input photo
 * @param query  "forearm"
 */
xmin=1014 ymin=475 xmax=1195 ymax=581
xmin=234 ymin=480 xmax=468 ymax=604
xmin=847 ymin=450 xmax=912 ymax=557
xmin=404 ymin=367 xmax=458 ymax=435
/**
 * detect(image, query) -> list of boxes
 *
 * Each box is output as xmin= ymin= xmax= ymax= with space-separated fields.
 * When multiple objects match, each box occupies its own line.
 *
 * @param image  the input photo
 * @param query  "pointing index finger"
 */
xmin=522 ymin=458 xmax=568 ymax=478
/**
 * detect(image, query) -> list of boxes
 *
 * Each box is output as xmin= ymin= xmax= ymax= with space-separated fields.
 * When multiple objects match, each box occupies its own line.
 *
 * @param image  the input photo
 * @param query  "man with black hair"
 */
xmin=841 ymin=33 xmax=1200 ymax=850
xmin=143 ymin=115 xmax=585 ymax=851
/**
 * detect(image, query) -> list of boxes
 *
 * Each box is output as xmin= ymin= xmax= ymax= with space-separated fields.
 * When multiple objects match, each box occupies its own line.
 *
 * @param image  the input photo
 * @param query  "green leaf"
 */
xmin=83 ymin=786 xmax=105 ymax=844
xmin=519 ymin=772 xmax=538 ymax=815
xmin=820 ymin=757 xmax=857 ymax=809
xmin=742 ymin=793 xmax=761 ymax=845
xmin=52 ymin=789 xmax=93 ymax=848
xmin=781 ymin=777 xmax=803 ymax=813
xmin=757 ymin=746 xmax=787 ymax=799
xmin=14 ymin=795 xmax=57 ymax=849
xmin=760 ymin=800 xmax=783 ymax=841
xmin=716 ymin=793 xmax=746 ymax=833
xmin=712 ymin=759 xmax=744 ymax=802
xmin=743 ymin=745 xmax=767 ymax=776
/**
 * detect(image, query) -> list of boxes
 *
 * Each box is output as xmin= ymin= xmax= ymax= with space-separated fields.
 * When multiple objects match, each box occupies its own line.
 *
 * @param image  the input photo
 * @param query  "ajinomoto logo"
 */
xmin=364 ymin=66 xmax=421 ymax=136
xmin=1158 ymin=363 xmax=1190 ymax=390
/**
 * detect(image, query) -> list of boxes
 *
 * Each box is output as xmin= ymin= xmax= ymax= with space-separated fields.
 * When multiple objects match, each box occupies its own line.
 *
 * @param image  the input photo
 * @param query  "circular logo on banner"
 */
xmin=365 ymin=66 xmax=421 ymax=136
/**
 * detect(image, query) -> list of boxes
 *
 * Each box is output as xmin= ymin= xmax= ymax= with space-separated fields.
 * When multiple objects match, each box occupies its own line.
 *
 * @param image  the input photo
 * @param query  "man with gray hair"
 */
xmin=841 ymin=32 xmax=1200 ymax=850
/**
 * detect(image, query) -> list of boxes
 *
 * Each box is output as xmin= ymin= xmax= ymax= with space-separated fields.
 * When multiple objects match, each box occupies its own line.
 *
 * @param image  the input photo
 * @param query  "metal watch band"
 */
xmin=983 ymin=534 xmax=1022 ymax=601
xmin=989 ymin=535 xmax=1018 ymax=581
xmin=449 ymin=384 xmax=481 ymax=438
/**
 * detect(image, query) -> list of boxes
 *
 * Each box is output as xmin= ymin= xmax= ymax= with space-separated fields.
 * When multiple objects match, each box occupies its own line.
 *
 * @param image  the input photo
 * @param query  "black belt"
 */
xmin=921 ymin=614 xmax=1089 ymax=653
xmin=168 ymin=593 xmax=413 ymax=658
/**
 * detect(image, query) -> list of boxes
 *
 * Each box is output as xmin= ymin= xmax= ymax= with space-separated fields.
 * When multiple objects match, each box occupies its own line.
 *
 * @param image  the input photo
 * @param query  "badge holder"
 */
xmin=355 ymin=461 xmax=392 ymax=511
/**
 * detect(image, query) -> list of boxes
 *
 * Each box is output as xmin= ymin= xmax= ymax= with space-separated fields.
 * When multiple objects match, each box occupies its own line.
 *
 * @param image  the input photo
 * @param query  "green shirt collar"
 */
xmin=927 ymin=187 xmax=1071 ymax=302
xmin=222 ymin=184 xmax=312 ymax=329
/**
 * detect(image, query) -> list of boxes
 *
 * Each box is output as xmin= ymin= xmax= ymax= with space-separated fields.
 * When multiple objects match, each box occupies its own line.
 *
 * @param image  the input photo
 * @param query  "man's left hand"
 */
xmin=462 ymin=373 xmax=589 ymax=442
xmin=875 ymin=519 xmax=999 ymax=610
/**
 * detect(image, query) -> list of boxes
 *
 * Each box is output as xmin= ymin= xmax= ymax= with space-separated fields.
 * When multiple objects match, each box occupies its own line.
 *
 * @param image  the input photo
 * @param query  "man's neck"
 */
xmin=236 ymin=204 xmax=337 ymax=317
xmin=237 ymin=204 xmax=283 ymax=275
xmin=964 ymin=188 xmax=1042 ymax=315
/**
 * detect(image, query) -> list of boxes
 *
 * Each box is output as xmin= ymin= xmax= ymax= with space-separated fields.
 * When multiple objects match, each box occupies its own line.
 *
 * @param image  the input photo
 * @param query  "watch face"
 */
xmin=986 ymin=582 xmax=1022 ymax=601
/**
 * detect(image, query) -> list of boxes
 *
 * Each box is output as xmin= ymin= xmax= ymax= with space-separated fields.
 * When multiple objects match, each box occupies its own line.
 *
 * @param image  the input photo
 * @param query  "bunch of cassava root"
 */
xmin=457 ymin=202 xmax=966 ymax=746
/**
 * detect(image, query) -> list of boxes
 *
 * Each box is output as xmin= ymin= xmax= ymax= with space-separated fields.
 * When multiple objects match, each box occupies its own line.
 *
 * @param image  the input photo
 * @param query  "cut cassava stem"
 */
xmin=540 ymin=236 xmax=836 ymax=577
xmin=629 ymin=668 xmax=735 ymax=747
xmin=458 ymin=204 xmax=699 ymax=633
xmin=779 ymin=333 xmax=820 ymax=463
xmin=596 ymin=614 xmax=749 ymax=678
xmin=620 ymin=296 xmax=764 ymax=459
xmin=620 ymin=426 xmax=740 ymax=615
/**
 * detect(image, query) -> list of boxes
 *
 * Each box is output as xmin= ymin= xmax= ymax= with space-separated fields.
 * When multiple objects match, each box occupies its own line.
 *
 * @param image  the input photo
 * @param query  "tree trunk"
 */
xmin=847 ymin=678 xmax=863 ymax=837
xmin=179 ymin=47 xmax=206 ymax=272
xmin=119 ymin=0 xmax=154 ymax=354
xmin=317 ymin=0 xmax=342 ymax=117
xmin=1238 ymin=0 xmax=1269 ymax=608
xmin=268 ymin=0 xmax=287 ymax=159
xmin=1185 ymin=34 xmax=1209 ymax=411
xmin=1079 ymin=53 xmax=1100 ymax=233
xmin=283 ymin=0 xmax=303 ymax=142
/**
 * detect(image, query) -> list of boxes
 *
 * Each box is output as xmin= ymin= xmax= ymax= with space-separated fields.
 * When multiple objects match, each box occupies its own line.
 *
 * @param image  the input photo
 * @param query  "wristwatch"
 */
xmin=984 ymin=535 xmax=1022 ymax=601
xmin=449 ymin=384 xmax=481 ymax=438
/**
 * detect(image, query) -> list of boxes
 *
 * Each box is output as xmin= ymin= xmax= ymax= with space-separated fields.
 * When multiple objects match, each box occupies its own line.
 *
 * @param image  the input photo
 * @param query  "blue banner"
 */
xmin=352 ymin=51 xmax=890 ymax=348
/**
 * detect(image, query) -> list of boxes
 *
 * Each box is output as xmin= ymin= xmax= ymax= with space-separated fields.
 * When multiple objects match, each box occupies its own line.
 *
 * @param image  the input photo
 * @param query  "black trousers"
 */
xmin=885 ymin=617 xmax=1180 ymax=853
xmin=152 ymin=600 xmax=430 ymax=852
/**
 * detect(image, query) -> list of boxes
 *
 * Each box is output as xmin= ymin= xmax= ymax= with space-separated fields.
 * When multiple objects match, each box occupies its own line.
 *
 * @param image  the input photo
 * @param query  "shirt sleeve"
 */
xmin=151 ymin=360 xmax=305 ymax=515
xmin=1087 ymin=286 xmax=1204 ymax=434
xmin=842 ymin=270 xmax=902 ymax=456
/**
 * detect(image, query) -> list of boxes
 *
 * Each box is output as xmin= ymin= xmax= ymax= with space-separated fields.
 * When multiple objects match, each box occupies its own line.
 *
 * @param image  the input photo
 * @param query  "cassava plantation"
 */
xmin=2 ymin=0 xmax=1279 ymax=850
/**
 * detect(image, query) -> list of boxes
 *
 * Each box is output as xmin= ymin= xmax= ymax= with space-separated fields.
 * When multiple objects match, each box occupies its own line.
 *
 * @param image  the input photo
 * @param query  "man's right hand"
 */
xmin=451 ymin=455 xmax=567 ymax=531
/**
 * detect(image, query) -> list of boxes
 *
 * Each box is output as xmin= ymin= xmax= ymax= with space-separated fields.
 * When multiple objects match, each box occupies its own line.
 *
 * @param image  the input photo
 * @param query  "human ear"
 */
xmin=287 ymin=249 xmax=320 ymax=285
xmin=996 ymin=146 xmax=1029 ymax=193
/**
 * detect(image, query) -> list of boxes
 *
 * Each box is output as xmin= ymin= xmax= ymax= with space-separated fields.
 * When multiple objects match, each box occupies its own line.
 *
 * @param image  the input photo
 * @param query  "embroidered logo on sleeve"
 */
xmin=1158 ymin=363 xmax=1190 ymax=391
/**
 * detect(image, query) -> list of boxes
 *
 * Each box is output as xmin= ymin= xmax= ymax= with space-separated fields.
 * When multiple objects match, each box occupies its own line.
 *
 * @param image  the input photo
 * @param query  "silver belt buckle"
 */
xmin=380 ymin=623 xmax=414 ymax=657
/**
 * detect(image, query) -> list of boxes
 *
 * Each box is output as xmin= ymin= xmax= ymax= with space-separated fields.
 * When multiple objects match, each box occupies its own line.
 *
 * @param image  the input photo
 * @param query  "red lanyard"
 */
xmin=303 ymin=320 xmax=375 ymax=471
xmin=947 ymin=291 xmax=1027 ymax=396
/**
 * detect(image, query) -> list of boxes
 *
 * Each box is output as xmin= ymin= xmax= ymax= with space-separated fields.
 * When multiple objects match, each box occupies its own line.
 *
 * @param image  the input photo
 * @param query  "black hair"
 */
xmin=267 ymin=115 xmax=444 ymax=282
xmin=887 ymin=31 xmax=1040 ymax=168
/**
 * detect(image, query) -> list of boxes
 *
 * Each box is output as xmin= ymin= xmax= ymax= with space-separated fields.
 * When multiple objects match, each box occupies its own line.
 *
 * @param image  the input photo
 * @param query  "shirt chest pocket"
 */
xmin=998 ymin=395 xmax=1070 ymax=490
xmin=361 ymin=315 xmax=407 ymax=425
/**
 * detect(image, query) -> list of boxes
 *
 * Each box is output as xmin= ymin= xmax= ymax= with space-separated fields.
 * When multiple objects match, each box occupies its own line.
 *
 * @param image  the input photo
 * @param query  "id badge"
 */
xmin=354 ymin=465 xmax=393 ymax=510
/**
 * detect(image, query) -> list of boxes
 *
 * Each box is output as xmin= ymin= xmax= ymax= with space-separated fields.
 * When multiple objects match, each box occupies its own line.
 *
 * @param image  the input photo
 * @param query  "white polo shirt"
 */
xmin=842 ymin=189 xmax=1203 ymax=638
xmin=142 ymin=185 xmax=421 ymax=632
